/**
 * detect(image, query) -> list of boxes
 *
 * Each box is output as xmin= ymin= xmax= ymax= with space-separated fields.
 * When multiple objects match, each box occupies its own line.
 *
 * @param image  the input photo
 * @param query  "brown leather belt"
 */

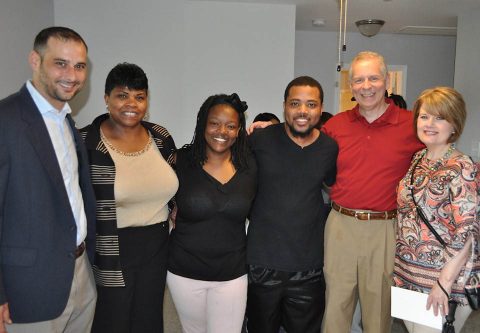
xmin=75 ymin=242 xmax=86 ymax=259
xmin=332 ymin=202 xmax=397 ymax=220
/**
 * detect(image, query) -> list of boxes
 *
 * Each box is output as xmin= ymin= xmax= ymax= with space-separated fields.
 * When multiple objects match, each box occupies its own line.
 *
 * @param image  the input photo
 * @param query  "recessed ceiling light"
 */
xmin=312 ymin=19 xmax=326 ymax=27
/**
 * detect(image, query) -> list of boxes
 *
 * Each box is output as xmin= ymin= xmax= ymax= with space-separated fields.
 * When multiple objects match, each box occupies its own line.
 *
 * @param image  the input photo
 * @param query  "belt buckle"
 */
xmin=75 ymin=242 xmax=85 ymax=259
xmin=354 ymin=211 xmax=370 ymax=220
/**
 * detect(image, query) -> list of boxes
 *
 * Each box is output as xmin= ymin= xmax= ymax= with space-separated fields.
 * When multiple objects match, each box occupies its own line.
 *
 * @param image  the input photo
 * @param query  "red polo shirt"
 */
xmin=322 ymin=101 xmax=424 ymax=211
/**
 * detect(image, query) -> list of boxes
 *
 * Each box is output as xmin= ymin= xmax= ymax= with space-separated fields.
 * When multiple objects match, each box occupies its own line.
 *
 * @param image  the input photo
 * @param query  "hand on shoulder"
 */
xmin=247 ymin=121 xmax=274 ymax=135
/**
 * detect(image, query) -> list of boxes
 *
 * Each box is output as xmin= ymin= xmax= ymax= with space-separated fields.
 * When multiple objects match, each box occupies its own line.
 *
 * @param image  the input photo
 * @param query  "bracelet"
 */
xmin=437 ymin=279 xmax=450 ymax=299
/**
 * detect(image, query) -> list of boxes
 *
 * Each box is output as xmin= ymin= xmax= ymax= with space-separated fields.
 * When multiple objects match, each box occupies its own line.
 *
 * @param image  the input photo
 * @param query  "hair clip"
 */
xmin=228 ymin=93 xmax=248 ymax=113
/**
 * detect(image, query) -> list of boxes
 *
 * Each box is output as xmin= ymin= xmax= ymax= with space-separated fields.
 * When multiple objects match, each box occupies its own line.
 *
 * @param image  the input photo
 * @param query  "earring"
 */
xmin=143 ymin=110 xmax=150 ymax=121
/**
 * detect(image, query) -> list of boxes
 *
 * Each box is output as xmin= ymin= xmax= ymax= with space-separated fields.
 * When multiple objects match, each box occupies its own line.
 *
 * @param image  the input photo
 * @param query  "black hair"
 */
xmin=388 ymin=93 xmax=407 ymax=109
xmin=320 ymin=111 xmax=333 ymax=126
xmin=253 ymin=112 xmax=280 ymax=123
xmin=284 ymin=76 xmax=324 ymax=103
xmin=104 ymin=63 xmax=148 ymax=95
xmin=188 ymin=93 xmax=249 ymax=170
xmin=34 ymin=26 xmax=88 ymax=54
xmin=314 ymin=111 xmax=334 ymax=130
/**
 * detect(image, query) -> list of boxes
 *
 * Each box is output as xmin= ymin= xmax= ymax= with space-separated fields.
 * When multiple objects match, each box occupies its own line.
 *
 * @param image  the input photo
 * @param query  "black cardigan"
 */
xmin=80 ymin=113 xmax=176 ymax=287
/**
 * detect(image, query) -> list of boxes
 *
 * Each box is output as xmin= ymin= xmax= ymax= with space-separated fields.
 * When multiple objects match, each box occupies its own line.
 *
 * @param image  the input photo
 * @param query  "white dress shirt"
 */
xmin=26 ymin=80 xmax=87 ymax=245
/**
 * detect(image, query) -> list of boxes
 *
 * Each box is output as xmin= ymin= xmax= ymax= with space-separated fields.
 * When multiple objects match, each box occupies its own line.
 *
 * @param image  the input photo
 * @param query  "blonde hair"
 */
xmin=349 ymin=51 xmax=388 ymax=80
xmin=413 ymin=87 xmax=466 ymax=143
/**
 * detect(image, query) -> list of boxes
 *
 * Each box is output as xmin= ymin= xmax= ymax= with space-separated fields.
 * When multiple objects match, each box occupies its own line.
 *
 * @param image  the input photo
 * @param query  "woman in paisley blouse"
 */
xmin=394 ymin=87 xmax=480 ymax=332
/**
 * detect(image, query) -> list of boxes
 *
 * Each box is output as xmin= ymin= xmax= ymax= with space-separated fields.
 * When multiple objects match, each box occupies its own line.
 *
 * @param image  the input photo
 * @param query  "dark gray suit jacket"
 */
xmin=0 ymin=85 xmax=96 ymax=323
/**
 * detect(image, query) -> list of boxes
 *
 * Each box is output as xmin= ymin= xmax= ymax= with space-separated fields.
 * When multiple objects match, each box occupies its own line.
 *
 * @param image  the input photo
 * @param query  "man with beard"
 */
xmin=246 ymin=76 xmax=338 ymax=333
xmin=0 ymin=27 xmax=96 ymax=333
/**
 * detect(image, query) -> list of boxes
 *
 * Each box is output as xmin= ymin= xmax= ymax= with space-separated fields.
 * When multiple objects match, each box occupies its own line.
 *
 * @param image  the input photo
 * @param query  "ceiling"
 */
xmin=193 ymin=0 xmax=480 ymax=36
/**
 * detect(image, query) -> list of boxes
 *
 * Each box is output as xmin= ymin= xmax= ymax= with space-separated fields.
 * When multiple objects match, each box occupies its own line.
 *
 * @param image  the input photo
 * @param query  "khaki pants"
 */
xmin=322 ymin=209 xmax=395 ymax=333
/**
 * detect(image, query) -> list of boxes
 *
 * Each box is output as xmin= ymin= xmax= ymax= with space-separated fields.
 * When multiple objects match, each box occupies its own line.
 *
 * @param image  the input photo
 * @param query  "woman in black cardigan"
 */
xmin=80 ymin=63 xmax=178 ymax=333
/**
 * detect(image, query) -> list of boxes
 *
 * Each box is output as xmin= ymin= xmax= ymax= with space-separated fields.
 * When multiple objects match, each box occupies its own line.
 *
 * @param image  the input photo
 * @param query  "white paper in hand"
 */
xmin=391 ymin=286 xmax=442 ymax=329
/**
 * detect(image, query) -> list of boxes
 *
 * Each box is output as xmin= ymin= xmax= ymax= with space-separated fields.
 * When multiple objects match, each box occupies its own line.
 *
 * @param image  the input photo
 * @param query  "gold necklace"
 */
xmin=100 ymin=129 xmax=152 ymax=157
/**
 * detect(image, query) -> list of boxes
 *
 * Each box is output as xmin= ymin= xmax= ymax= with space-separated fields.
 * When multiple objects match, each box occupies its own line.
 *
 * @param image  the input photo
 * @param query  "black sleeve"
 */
xmin=324 ymin=140 xmax=339 ymax=187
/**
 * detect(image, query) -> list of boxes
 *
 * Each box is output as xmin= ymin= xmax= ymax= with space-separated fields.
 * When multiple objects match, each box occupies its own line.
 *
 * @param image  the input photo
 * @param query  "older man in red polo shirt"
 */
xmin=321 ymin=51 xmax=423 ymax=333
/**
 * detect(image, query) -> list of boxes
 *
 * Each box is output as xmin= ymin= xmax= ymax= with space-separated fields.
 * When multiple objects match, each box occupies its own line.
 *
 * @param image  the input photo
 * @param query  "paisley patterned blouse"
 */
xmin=394 ymin=149 xmax=480 ymax=305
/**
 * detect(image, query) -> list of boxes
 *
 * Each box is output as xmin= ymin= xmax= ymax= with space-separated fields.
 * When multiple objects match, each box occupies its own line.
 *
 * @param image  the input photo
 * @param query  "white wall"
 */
xmin=0 ymin=0 xmax=53 ymax=98
xmin=54 ymin=0 xmax=295 ymax=146
xmin=454 ymin=9 xmax=480 ymax=160
xmin=183 ymin=1 xmax=295 ymax=144
xmin=1 ymin=1 xmax=464 ymax=152
xmin=295 ymin=31 xmax=456 ymax=115
xmin=54 ymin=0 xmax=185 ymax=140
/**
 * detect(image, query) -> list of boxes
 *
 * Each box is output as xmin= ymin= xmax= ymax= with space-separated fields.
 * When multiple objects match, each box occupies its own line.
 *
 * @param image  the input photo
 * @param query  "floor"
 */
xmin=164 ymin=287 xmax=480 ymax=332
xmin=164 ymin=287 xmax=181 ymax=333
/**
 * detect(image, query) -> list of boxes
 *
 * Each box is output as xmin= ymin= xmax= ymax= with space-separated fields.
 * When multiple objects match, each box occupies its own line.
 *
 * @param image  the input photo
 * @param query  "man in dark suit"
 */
xmin=0 ymin=26 xmax=96 ymax=333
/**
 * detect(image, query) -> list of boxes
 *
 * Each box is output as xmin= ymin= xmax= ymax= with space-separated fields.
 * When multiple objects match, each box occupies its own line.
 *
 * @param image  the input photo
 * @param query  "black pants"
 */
xmin=92 ymin=222 xmax=169 ymax=333
xmin=246 ymin=265 xmax=325 ymax=333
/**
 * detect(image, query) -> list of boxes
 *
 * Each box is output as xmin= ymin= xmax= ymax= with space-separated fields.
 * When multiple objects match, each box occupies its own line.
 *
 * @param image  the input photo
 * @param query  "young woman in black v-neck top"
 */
xmin=167 ymin=93 xmax=256 ymax=333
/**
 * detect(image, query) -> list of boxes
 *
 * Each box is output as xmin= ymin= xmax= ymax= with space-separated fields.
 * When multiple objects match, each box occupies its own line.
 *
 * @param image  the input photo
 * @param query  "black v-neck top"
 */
xmin=168 ymin=147 xmax=257 ymax=281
